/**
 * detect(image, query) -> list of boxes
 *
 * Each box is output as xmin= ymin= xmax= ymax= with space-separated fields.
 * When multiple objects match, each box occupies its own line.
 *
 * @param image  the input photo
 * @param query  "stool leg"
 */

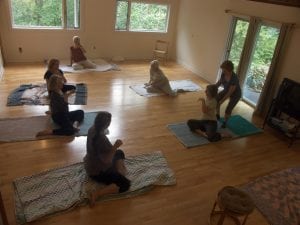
xmin=0 ymin=192 xmax=9 ymax=225
xmin=217 ymin=212 xmax=226 ymax=225
xmin=210 ymin=201 xmax=217 ymax=216
xmin=241 ymin=214 xmax=249 ymax=225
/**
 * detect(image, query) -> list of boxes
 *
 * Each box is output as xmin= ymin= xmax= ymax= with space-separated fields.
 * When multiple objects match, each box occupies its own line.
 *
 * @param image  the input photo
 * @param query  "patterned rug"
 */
xmin=241 ymin=167 xmax=300 ymax=225
xmin=130 ymin=80 xmax=201 ymax=97
xmin=14 ymin=151 xmax=176 ymax=224
xmin=7 ymin=83 xmax=87 ymax=106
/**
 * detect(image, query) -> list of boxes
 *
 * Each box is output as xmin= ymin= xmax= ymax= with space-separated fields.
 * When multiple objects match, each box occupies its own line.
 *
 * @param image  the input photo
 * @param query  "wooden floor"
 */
xmin=0 ymin=61 xmax=299 ymax=225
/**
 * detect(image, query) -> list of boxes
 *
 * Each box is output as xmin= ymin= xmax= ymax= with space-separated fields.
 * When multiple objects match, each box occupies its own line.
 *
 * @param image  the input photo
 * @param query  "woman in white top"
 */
xmin=145 ymin=60 xmax=177 ymax=96
xmin=187 ymin=84 xmax=222 ymax=142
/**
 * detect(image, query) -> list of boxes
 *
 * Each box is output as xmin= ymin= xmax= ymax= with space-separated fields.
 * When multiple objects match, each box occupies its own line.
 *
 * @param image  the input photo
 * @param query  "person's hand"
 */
xmin=197 ymin=97 xmax=205 ymax=102
xmin=144 ymin=83 xmax=150 ymax=86
xmin=67 ymin=89 xmax=76 ymax=95
xmin=114 ymin=139 xmax=123 ymax=149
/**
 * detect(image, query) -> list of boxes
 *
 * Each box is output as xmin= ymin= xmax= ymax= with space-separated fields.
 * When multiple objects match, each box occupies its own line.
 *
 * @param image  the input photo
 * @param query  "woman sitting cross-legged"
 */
xmin=83 ymin=111 xmax=131 ymax=206
xmin=70 ymin=36 xmax=97 ymax=70
xmin=145 ymin=60 xmax=179 ymax=96
xmin=187 ymin=84 xmax=231 ymax=142
xmin=36 ymin=75 xmax=84 ymax=136
xmin=44 ymin=58 xmax=76 ymax=94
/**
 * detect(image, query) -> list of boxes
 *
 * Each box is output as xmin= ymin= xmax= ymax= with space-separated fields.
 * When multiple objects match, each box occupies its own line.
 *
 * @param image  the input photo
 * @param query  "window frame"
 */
xmin=114 ymin=0 xmax=170 ymax=33
xmin=9 ymin=0 xmax=81 ymax=30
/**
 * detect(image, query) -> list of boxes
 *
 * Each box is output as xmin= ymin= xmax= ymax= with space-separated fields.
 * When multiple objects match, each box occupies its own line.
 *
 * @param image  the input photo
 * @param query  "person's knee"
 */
xmin=187 ymin=120 xmax=194 ymax=130
xmin=78 ymin=110 xmax=84 ymax=122
xmin=115 ymin=150 xmax=125 ymax=160
xmin=118 ymin=178 xmax=131 ymax=193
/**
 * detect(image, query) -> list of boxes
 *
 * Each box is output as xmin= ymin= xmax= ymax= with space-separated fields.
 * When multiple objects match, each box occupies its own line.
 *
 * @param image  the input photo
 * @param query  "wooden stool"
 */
xmin=0 ymin=188 xmax=9 ymax=225
xmin=209 ymin=186 xmax=254 ymax=225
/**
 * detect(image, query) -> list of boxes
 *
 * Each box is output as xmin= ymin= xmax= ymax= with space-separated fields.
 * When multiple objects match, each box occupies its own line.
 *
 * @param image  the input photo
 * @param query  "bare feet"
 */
xmin=194 ymin=129 xmax=208 ymax=138
xmin=88 ymin=184 xmax=119 ymax=207
xmin=36 ymin=129 xmax=53 ymax=137
xmin=221 ymin=132 xmax=232 ymax=138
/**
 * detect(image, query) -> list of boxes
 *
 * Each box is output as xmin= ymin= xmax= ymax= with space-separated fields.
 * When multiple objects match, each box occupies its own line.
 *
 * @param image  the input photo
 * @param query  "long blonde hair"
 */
xmin=48 ymin=75 xmax=62 ymax=92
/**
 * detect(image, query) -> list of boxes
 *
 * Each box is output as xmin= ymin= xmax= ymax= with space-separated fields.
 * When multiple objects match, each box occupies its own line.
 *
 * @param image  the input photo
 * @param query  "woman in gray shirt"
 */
xmin=84 ymin=111 xmax=130 ymax=206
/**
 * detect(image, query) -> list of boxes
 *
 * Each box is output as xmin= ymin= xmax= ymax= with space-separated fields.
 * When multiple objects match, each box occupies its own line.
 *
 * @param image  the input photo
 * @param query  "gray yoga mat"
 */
xmin=0 ymin=111 xmax=99 ymax=142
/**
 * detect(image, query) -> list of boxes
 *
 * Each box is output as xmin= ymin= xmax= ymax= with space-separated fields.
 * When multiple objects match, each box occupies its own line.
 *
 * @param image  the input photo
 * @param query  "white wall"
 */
xmin=0 ymin=0 xmax=179 ymax=63
xmin=175 ymin=0 xmax=300 ymax=84
xmin=0 ymin=47 xmax=3 ymax=79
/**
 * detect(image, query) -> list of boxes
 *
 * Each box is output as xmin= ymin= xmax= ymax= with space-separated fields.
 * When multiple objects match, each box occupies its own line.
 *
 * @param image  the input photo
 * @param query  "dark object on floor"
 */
xmin=263 ymin=78 xmax=300 ymax=147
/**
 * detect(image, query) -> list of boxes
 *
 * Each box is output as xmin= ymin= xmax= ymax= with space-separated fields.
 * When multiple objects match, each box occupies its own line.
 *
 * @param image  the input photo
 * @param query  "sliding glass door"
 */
xmin=226 ymin=18 xmax=249 ymax=72
xmin=243 ymin=24 xmax=280 ymax=105
xmin=224 ymin=17 xmax=280 ymax=106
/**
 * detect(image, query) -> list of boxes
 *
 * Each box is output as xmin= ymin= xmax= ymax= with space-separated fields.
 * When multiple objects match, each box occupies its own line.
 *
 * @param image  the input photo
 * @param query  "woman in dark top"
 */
xmin=36 ymin=75 xmax=84 ymax=136
xmin=44 ymin=58 xmax=76 ymax=93
xmin=83 ymin=111 xmax=130 ymax=206
xmin=215 ymin=60 xmax=242 ymax=128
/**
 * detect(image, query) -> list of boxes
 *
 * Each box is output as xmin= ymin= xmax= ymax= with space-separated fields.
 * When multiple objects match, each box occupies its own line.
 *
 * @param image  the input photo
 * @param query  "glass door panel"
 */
xmin=243 ymin=24 xmax=280 ymax=105
xmin=227 ymin=19 xmax=250 ymax=70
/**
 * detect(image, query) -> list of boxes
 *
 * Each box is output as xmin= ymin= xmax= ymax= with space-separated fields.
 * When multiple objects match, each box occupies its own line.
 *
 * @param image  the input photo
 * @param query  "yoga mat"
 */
xmin=130 ymin=80 xmax=201 ymax=97
xmin=167 ymin=115 xmax=262 ymax=148
xmin=241 ymin=167 xmax=300 ymax=225
xmin=7 ymin=83 xmax=87 ymax=106
xmin=14 ymin=151 xmax=176 ymax=224
xmin=0 ymin=111 xmax=98 ymax=142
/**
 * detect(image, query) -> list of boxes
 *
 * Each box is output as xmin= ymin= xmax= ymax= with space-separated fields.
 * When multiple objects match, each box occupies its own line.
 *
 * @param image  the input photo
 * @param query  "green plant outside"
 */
xmin=229 ymin=20 xmax=280 ymax=92
xmin=115 ymin=1 xmax=168 ymax=32
xmin=11 ymin=0 xmax=79 ymax=28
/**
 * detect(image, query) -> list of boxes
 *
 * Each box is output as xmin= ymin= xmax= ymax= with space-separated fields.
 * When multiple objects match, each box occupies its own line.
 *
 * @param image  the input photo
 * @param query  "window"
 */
xmin=10 ymin=0 xmax=80 ymax=29
xmin=115 ymin=0 xmax=169 ymax=32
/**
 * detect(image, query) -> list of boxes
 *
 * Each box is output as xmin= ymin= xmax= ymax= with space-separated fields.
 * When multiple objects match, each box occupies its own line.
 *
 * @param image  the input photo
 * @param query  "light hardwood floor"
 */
xmin=0 ymin=61 xmax=299 ymax=225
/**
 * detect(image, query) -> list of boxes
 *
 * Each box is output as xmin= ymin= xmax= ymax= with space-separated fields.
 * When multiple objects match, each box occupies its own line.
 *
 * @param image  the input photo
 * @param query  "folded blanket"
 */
xmin=60 ymin=59 xmax=119 ymax=73
xmin=130 ymin=80 xmax=201 ymax=97
xmin=7 ymin=83 xmax=87 ymax=106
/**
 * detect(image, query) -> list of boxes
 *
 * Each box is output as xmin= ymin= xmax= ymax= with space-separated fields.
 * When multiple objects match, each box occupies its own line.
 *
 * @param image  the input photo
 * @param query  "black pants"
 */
xmin=91 ymin=150 xmax=131 ymax=193
xmin=62 ymin=84 xmax=76 ymax=93
xmin=217 ymin=90 xmax=241 ymax=115
xmin=52 ymin=110 xmax=84 ymax=135
xmin=187 ymin=119 xmax=221 ymax=142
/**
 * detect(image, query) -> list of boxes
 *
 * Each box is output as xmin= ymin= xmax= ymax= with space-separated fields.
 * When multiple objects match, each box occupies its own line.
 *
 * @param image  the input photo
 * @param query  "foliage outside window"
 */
xmin=228 ymin=20 xmax=279 ymax=92
xmin=10 ymin=0 xmax=80 ymax=29
xmin=115 ymin=0 xmax=169 ymax=32
xmin=246 ymin=25 xmax=279 ymax=92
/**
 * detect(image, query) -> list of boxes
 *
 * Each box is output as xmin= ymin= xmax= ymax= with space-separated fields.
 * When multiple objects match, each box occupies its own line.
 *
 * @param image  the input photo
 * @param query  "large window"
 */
xmin=10 ymin=0 xmax=80 ymax=29
xmin=115 ymin=0 xmax=169 ymax=32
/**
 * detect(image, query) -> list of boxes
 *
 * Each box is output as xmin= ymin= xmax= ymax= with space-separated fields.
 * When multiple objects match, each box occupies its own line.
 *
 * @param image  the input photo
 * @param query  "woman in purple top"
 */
xmin=70 ymin=36 xmax=96 ymax=70
xmin=215 ymin=60 xmax=242 ymax=128
xmin=83 ymin=111 xmax=130 ymax=206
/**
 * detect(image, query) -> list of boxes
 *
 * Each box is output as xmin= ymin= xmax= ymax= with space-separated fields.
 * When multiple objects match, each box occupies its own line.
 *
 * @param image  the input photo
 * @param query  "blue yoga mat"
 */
xmin=167 ymin=115 xmax=262 ymax=148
